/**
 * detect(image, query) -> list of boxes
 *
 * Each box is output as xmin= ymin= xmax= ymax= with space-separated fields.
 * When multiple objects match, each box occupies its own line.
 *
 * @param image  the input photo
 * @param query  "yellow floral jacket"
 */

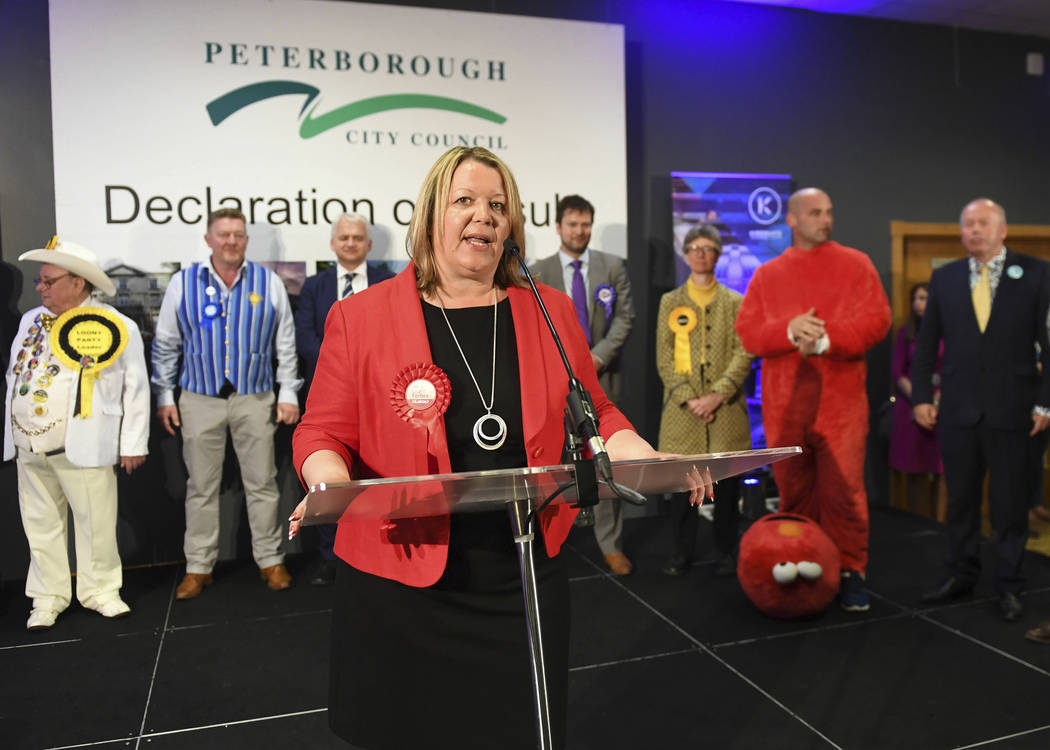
xmin=656 ymin=282 xmax=753 ymax=454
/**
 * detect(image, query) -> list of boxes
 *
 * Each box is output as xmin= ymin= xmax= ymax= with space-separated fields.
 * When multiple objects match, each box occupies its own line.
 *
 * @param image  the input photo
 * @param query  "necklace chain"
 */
xmin=437 ymin=289 xmax=497 ymax=412
xmin=436 ymin=289 xmax=506 ymax=451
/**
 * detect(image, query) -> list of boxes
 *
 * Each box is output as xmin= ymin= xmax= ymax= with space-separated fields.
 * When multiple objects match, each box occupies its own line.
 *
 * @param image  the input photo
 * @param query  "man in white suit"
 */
xmin=529 ymin=195 xmax=636 ymax=574
xmin=4 ymin=239 xmax=149 ymax=631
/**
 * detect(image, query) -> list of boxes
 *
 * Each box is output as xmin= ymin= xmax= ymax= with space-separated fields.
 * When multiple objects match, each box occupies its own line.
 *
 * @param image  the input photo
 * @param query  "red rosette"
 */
xmin=390 ymin=362 xmax=451 ymax=429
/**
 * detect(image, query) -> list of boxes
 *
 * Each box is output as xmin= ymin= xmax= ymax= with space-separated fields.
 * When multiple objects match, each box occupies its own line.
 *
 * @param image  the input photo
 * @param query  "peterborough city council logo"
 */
xmin=206 ymin=80 xmax=507 ymax=138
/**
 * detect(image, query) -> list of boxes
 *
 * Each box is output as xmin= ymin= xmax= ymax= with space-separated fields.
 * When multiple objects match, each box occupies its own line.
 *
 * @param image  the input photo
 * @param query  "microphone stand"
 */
xmin=564 ymin=411 xmax=596 ymax=527
xmin=503 ymin=237 xmax=648 ymax=750
xmin=503 ymin=239 xmax=647 ymax=520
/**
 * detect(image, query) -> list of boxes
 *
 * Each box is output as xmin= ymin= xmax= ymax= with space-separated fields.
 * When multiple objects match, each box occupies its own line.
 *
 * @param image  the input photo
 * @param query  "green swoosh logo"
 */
xmin=206 ymin=81 xmax=506 ymax=138
xmin=300 ymin=94 xmax=506 ymax=138
xmin=207 ymin=81 xmax=320 ymax=125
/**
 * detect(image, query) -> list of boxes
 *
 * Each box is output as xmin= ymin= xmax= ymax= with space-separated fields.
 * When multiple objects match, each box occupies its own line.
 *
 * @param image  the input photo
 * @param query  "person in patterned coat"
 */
xmin=657 ymin=223 xmax=753 ymax=576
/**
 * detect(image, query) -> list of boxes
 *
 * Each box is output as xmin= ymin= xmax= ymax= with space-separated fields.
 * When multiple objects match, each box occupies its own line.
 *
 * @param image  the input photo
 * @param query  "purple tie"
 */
xmin=570 ymin=259 xmax=591 ymax=345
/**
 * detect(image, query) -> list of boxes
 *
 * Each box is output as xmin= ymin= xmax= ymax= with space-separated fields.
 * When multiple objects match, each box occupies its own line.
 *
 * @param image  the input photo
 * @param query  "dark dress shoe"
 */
xmin=310 ymin=560 xmax=336 ymax=586
xmin=920 ymin=577 xmax=974 ymax=604
xmin=662 ymin=556 xmax=690 ymax=576
xmin=715 ymin=554 xmax=737 ymax=577
xmin=998 ymin=592 xmax=1023 ymax=622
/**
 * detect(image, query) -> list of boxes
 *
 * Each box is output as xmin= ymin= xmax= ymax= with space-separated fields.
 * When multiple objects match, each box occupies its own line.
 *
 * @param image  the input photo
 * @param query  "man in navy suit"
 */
xmin=294 ymin=212 xmax=394 ymax=584
xmin=913 ymin=198 xmax=1050 ymax=621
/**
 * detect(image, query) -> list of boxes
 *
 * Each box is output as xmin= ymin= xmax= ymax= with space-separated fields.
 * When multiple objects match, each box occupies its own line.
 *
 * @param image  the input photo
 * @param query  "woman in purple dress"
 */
xmin=889 ymin=283 xmax=947 ymax=520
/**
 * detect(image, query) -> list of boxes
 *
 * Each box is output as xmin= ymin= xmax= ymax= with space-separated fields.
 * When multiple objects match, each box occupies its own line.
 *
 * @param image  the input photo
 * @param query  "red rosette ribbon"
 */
xmin=389 ymin=362 xmax=451 ymax=431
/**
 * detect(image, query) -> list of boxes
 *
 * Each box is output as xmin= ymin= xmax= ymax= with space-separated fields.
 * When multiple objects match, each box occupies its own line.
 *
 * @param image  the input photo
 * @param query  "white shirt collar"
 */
xmin=337 ymin=260 xmax=365 ymax=278
xmin=558 ymin=247 xmax=590 ymax=268
xmin=205 ymin=257 xmax=248 ymax=291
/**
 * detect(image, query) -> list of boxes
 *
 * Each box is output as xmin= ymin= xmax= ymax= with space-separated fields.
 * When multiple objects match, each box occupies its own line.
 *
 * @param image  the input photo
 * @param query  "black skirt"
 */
xmin=328 ymin=299 xmax=570 ymax=749
xmin=329 ymin=512 xmax=569 ymax=749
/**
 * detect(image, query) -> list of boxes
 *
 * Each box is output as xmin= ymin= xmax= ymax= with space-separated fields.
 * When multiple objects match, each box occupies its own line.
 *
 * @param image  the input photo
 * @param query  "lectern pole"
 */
xmin=508 ymin=498 xmax=554 ymax=750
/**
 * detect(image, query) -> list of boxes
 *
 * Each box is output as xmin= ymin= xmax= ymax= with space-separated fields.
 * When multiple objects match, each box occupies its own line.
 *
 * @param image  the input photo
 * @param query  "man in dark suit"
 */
xmin=529 ymin=195 xmax=636 ymax=575
xmin=295 ymin=212 xmax=394 ymax=583
xmin=913 ymin=198 xmax=1050 ymax=621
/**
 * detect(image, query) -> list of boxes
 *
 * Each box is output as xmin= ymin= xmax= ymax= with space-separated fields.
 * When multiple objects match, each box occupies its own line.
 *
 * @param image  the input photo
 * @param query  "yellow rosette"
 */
xmin=668 ymin=306 xmax=698 ymax=375
xmin=50 ymin=307 xmax=128 ymax=418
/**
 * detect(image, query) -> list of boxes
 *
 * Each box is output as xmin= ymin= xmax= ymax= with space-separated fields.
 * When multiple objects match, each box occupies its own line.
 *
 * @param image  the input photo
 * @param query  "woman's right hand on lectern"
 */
xmin=684 ymin=464 xmax=715 ymax=506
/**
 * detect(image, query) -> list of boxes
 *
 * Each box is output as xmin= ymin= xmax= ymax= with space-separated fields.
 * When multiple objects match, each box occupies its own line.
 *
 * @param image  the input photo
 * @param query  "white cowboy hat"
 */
xmin=19 ymin=239 xmax=117 ymax=297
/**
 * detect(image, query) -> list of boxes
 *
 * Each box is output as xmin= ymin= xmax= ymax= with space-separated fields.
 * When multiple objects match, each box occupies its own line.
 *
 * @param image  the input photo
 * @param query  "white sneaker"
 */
xmin=27 ymin=608 xmax=59 ymax=631
xmin=83 ymin=597 xmax=131 ymax=619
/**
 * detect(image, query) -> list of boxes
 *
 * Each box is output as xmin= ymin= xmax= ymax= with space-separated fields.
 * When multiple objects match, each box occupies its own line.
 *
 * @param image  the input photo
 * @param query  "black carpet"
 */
xmin=3 ymin=507 xmax=1050 ymax=750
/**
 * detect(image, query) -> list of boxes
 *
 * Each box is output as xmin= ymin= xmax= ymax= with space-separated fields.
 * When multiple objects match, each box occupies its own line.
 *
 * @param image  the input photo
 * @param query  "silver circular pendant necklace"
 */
xmin=437 ymin=288 xmax=507 ymax=451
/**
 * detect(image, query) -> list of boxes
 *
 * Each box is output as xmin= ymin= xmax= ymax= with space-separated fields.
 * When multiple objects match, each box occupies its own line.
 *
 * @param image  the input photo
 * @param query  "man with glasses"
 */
xmin=152 ymin=208 xmax=302 ymax=599
xmin=5 ymin=238 xmax=149 ymax=630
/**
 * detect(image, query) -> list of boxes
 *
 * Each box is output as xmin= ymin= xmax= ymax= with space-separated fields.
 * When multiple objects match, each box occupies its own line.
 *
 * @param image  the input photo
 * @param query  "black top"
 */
xmin=421 ymin=296 xmax=529 ymax=569
xmin=421 ymin=296 xmax=526 ymax=472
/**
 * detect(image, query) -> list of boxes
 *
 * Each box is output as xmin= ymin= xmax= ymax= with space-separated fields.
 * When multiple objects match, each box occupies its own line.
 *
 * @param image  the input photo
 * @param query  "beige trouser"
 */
xmin=179 ymin=389 xmax=283 ymax=573
xmin=593 ymin=497 xmax=625 ymax=556
xmin=17 ymin=450 xmax=123 ymax=612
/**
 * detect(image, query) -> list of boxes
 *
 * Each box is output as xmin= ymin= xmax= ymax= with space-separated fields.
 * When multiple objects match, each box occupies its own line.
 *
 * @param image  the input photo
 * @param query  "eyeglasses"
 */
xmin=34 ymin=273 xmax=73 ymax=289
xmin=684 ymin=244 xmax=720 ymax=256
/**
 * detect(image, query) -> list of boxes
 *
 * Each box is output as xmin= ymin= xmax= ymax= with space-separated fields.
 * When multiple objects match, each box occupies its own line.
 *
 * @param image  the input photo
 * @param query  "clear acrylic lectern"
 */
xmin=301 ymin=446 xmax=801 ymax=749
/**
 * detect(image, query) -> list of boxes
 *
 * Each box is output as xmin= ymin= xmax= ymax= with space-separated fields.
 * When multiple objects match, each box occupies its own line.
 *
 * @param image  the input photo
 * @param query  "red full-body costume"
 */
xmin=736 ymin=241 xmax=890 ymax=573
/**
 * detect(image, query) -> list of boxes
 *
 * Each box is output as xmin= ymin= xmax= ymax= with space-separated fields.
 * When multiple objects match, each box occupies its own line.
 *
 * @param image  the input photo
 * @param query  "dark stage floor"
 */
xmin=3 ymin=506 xmax=1050 ymax=750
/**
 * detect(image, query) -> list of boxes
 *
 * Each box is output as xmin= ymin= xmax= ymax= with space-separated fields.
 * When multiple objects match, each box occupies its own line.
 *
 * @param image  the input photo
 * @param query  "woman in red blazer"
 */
xmin=290 ymin=146 xmax=707 ymax=750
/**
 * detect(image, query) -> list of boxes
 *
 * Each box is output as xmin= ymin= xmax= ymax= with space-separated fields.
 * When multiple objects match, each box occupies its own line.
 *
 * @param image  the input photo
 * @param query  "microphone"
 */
xmin=504 ymin=238 xmax=642 ymax=509
xmin=565 ymin=382 xmax=611 ymax=477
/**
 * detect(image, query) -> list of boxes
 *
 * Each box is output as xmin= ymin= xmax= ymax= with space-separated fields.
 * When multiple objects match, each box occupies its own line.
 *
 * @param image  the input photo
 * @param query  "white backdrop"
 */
xmin=49 ymin=0 xmax=627 ymax=272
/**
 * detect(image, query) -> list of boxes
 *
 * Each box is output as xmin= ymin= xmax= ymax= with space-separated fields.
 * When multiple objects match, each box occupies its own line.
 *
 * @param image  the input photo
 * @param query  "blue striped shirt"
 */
xmin=151 ymin=260 xmax=301 ymax=405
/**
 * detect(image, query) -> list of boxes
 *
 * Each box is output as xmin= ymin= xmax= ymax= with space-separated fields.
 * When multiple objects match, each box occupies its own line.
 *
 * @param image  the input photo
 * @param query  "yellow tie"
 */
xmin=972 ymin=265 xmax=990 ymax=332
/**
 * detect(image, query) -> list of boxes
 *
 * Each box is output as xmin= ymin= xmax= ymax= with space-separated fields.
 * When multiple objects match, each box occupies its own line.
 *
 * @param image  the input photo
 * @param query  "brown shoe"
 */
xmin=175 ymin=573 xmax=213 ymax=600
xmin=1025 ymin=618 xmax=1050 ymax=644
xmin=259 ymin=564 xmax=292 ymax=591
xmin=1030 ymin=506 xmax=1050 ymax=523
xmin=604 ymin=552 xmax=633 ymax=576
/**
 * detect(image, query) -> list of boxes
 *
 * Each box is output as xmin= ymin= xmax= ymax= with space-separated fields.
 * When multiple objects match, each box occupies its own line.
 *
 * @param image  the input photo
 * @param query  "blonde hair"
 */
xmin=406 ymin=146 xmax=527 ymax=296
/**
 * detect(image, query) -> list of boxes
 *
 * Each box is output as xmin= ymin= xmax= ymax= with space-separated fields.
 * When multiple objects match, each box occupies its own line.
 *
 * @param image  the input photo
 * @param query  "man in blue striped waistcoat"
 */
xmin=152 ymin=208 xmax=302 ymax=599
